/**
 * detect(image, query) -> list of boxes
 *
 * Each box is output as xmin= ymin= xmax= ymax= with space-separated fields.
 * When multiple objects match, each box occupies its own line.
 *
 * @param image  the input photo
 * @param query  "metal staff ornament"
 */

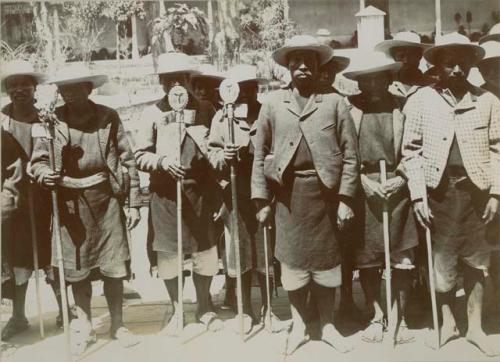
xmin=219 ymin=78 xmax=245 ymax=341
xmin=167 ymin=85 xmax=189 ymax=335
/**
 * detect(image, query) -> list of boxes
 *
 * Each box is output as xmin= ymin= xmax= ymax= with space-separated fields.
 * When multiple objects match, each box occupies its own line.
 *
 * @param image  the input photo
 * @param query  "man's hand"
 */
xmin=42 ymin=170 xmax=61 ymax=188
xmin=337 ymin=200 xmax=354 ymax=231
xmin=413 ymin=200 xmax=433 ymax=229
xmin=223 ymin=143 xmax=239 ymax=162
xmin=255 ymin=199 xmax=272 ymax=225
xmin=381 ymin=176 xmax=406 ymax=199
xmin=361 ymin=175 xmax=386 ymax=200
xmin=161 ymin=158 xmax=186 ymax=180
xmin=482 ymin=197 xmax=499 ymax=224
xmin=126 ymin=208 xmax=141 ymax=230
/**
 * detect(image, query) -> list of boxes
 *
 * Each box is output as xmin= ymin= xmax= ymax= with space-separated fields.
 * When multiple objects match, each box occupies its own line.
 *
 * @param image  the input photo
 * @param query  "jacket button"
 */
xmin=443 ymin=137 xmax=447 ymax=141
xmin=278 ymin=167 xmax=281 ymax=171
xmin=435 ymin=167 xmax=439 ymax=171
xmin=289 ymin=142 xmax=293 ymax=146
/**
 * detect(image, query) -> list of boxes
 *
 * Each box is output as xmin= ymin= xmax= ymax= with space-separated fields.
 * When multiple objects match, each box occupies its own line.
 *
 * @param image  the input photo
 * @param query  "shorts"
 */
xmin=280 ymin=262 xmax=342 ymax=291
xmin=157 ymin=245 xmax=218 ymax=280
xmin=356 ymin=248 xmax=415 ymax=270
xmin=433 ymin=242 xmax=490 ymax=293
xmin=13 ymin=265 xmax=55 ymax=286
xmin=64 ymin=262 xmax=128 ymax=283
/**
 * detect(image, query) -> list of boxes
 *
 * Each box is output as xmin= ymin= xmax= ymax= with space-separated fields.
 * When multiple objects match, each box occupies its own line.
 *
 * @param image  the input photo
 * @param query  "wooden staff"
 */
xmin=423 ymin=190 xmax=440 ymax=348
xmin=226 ymin=103 xmax=244 ymax=340
xmin=379 ymin=160 xmax=393 ymax=342
xmin=263 ymin=225 xmax=272 ymax=332
xmin=44 ymin=119 xmax=72 ymax=361
xmin=219 ymin=79 xmax=244 ymax=340
xmin=27 ymin=182 xmax=45 ymax=338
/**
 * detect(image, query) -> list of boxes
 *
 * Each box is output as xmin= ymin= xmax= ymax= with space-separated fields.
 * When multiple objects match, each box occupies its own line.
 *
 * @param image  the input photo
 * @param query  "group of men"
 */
xmin=1 ymin=23 xmax=499 ymax=358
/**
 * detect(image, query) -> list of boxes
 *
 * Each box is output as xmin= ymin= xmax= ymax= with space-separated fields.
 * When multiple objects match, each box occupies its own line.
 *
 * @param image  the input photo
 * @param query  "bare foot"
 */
xmin=321 ymin=324 xmax=353 ymax=353
xmin=284 ymin=326 xmax=309 ymax=355
xmin=395 ymin=321 xmax=415 ymax=345
xmin=361 ymin=319 xmax=384 ymax=343
xmin=160 ymin=313 xmax=183 ymax=337
xmin=424 ymin=320 xmax=459 ymax=350
xmin=466 ymin=330 xmax=500 ymax=357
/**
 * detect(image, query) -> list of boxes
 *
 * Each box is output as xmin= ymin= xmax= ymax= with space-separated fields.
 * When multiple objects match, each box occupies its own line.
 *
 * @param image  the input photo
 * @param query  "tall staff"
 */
xmin=167 ymin=85 xmax=189 ymax=335
xmin=219 ymin=79 xmax=244 ymax=340
xmin=38 ymin=102 xmax=71 ymax=361
xmin=379 ymin=160 xmax=393 ymax=342
xmin=262 ymin=226 xmax=272 ymax=332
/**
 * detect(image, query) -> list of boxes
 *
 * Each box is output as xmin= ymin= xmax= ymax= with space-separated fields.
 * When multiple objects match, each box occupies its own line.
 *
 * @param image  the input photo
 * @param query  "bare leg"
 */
xmin=393 ymin=269 xmax=415 ymax=344
xmin=426 ymin=289 xmax=459 ymax=349
xmin=464 ymin=264 xmax=499 ymax=357
xmin=359 ymin=268 xmax=384 ymax=343
xmin=285 ymin=285 xmax=309 ymax=355
xmin=72 ymin=278 xmax=92 ymax=324
xmin=1 ymin=282 xmax=30 ymax=341
xmin=162 ymin=277 xmax=183 ymax=335
xmin=311 ymin=282 xmax=353 ymax=353
xmin=102 ymin=277 xmax=124 ymax=334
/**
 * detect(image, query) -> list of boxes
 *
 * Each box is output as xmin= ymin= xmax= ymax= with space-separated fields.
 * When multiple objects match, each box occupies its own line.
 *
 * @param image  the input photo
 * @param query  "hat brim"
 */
xmin=322 ymin=56 xmax=350 ymax=73
xmin=343 ymin=62 xmax=402 ymax=81
xmin=424 ymin=44 xmax=485 ymax=66
xmin=375 ymin=39 xmax=431 ymax=56
xmin=190 ymin=74 xmax=224 ymax=84
xmin=154 ymin=67 xmax=201 ymax=76
xmin=478 ymin=56 xmax=500 ymax=71
xmin=1 ymin=72 xmax=46 ymax=91
xmin=479 ymin=33 xmax=500 ymax=45
xmin=49 ymin=74 xmax=108 ymax=89
xmin=272 ymin=44 xmax=334 ymax=67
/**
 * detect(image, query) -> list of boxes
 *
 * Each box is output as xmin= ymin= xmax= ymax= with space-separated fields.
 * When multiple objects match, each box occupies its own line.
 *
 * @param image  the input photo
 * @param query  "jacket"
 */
xmin=251 ymin=88 xmax=359 ymax=201
xmin=30 ymin=102 xmax=141 ymax=208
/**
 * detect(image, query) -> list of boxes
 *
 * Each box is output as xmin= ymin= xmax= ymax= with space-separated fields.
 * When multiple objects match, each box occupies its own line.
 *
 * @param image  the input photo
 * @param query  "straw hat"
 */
xmin=375 ymin=31 xmax=431 ymax=57
xmin=48 ymin=64 xmax=108 ymax=89
xmin=477 ymin=40 xmax=500 ymax=71
xmin=1 ymin=60 xmax=45 ymax=91
xmin=155 ymin=52 xmax=200 ymax=76
xmin=224 ymin=64 xmax=267 ymax=84
xmin=190 ymin=64 xmax=224 ymax=84
xmin=343 ymin=51 xmax=402 ymax=81
xmin=479 ymin=23 xmax=500 ymax=45
xmin=272 ymin=35 xmax=334 ymax=67
xmin=424 ymin=32 xmax=484 ymax=66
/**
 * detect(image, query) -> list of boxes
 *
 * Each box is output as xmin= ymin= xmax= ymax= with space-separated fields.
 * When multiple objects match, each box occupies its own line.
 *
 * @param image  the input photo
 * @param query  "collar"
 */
xmin=432 ymin=83 xmax=483 ymax=110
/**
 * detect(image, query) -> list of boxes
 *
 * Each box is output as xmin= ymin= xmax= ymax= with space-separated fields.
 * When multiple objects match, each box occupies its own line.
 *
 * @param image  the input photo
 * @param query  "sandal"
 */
xmin=361 ymin=318 xmax=385 ymax=343
xmin=1 ymin=317 xmax=29 ymax=341
xmin=395 ymin=322 xmax=416 ymax=345
xmin=260 ymin=307 xmax=290 ymax=333
xmin=111 ymin=327 xmax=140 ymax=348
xmin=284 ymin=329 xmax=310 ymax=356
xmin=198 ymin=312 xmax=223 ymax=332
xmin=227 ymin=314 xmax=253 ymax=335
xmin=70 ymin=320 xmax=97 ymax=356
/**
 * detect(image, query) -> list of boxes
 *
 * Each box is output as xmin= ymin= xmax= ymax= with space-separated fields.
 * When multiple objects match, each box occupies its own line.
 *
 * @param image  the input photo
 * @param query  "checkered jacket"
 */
xmin=400 ymin=85 xmax=500 ymax=201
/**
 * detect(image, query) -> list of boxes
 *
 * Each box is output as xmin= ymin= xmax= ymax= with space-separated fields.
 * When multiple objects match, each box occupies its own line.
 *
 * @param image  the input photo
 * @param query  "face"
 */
xmin=391 ymin=47 xmax=422 ymax=71
xmin=435 ymin=48 xmax=473 ymax=89
xmin=358 ymin=72 xmax=392 ymax=101
xmin=288 ymin=50 xmax=319 ymax=86
xmin=318 ymin=63 xmax=336 ymax=90
xmin=5 ymin=75 xmax=36 ymax=106
xmin=237 ymin=81 xmax=258 ymax=104
xmin=160 ymin=73 xmax=190 ymax=94
xmin=58 ymin=82 xmax=92 ymax=106
xmin=192 ymin=81 xmax=209 ymax=100
xmin=479 ymin=62 xmax=500 ymax=88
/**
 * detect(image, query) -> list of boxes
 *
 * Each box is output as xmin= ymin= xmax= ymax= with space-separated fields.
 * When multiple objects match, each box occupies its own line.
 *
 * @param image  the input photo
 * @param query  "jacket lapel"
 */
xmin=300 ymin=93 xmax=320 ymax=121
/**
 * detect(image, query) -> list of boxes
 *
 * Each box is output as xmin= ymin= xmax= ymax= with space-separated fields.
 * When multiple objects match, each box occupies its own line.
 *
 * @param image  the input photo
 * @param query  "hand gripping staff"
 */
xmin=219 ymin=79 xmax=245 ymax=341
xmin=379 ymin=160 xmax=394 ymax=344
xmin=167 ymin=85 xmax=189 ymax=335
xmin=37 ymin=97 xmax=72 ymax=361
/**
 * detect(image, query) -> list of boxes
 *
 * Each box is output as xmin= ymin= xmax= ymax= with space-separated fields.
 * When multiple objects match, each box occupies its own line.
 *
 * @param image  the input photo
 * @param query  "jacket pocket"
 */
xmin=263 ymin=153 xmax=279 ymax=184
xmin=321 ymin=121 xmax=337 ymax=131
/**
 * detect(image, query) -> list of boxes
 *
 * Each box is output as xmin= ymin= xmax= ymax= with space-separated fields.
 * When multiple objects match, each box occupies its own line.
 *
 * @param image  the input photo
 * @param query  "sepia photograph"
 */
xmin=0 ymin=0 xmax=499 ymax=361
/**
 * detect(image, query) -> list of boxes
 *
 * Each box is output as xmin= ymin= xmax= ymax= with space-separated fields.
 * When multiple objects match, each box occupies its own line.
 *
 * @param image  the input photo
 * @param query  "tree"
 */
xmin=104 ymin=0 xmax=146 ymax=60
xmin=63 ymin=1 xmax=107 ymax=64
xmin=214 ymin=0 xmax=241 ymax=70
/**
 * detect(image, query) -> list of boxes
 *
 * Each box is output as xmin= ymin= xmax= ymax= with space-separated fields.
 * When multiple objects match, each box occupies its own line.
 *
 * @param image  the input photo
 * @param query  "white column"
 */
xmin=131 ymin=14 xmax=139 ymax=59
xmin=435 ymin=0 xmax=442 ymax=42
xmin=159 ymin=0 xmax=166 ymax=17
xmin=360 ymin=0 xmax=365 ymax=10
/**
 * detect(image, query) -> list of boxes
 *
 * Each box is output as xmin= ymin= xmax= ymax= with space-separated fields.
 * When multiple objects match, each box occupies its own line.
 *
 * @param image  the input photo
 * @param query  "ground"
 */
xmin=2 ymin=208 xmax=500 ymax=362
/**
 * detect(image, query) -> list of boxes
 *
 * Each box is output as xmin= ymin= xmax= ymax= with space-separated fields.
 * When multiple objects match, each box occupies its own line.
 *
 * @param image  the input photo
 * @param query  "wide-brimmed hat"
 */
xmin=155 ymin=52 xmax=200 ymax=76
xmin=190 ymin=64 xmax=224 ymax=85
xmin=272 ymin=35 xmax=334 ymax=67
xmin=479 ymin=23 xmax=500 ymax=45
xmin=320 ymin=53 xmax=350 ymax=73
xmin=477 ymin=40 xmax=500 ymax=71
xmin=343 ymin=51 xmax=402 ymax=81
xmin=1 ymin=60 xmax=46 ymax=91
xmin=424 ymin=32 xmax=484 ymax=66
xmin=224 ymin=64 xmax=267 ymax=84
xmin=375 ymin=31 xmax=431 ymax=57
xmin=48 ymin=64 xmax=108 ymax=89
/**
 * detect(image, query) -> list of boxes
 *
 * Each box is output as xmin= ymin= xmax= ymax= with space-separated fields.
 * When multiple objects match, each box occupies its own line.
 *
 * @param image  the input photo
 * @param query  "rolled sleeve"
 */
xmin=336 ymin=99 xmax=359 ymax=198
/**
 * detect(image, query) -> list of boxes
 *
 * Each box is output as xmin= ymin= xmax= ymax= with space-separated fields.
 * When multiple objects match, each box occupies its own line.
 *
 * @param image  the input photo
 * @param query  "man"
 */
xmin=129 ymin=52 xmax=221 ymax=335
xmin=190 ymin=64 xmax=224 ymax=110
xmin=343 ymin=52 xmax=418 ymax=344
xmin=401 ymin=32 xmax=500 ymax=357
xmin=0 ymin=60 xmax=73 ymax=341
xmin=252 ymin=35 xmax=359 ymax=355
xmin=31 ymin=64 xmax=142 ymax=354
xmin=316 ymin=53 xmax=350 ymax=94
xmin=375 ymin=31 xmax=434 ymax=99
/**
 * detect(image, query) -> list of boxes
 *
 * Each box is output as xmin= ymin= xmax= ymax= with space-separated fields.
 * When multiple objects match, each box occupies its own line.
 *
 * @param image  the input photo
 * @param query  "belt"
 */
xmin=293 ymin=169 xmax=317 ymax=177
xmin=58 ymin=172 xmax=109 ymax=189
